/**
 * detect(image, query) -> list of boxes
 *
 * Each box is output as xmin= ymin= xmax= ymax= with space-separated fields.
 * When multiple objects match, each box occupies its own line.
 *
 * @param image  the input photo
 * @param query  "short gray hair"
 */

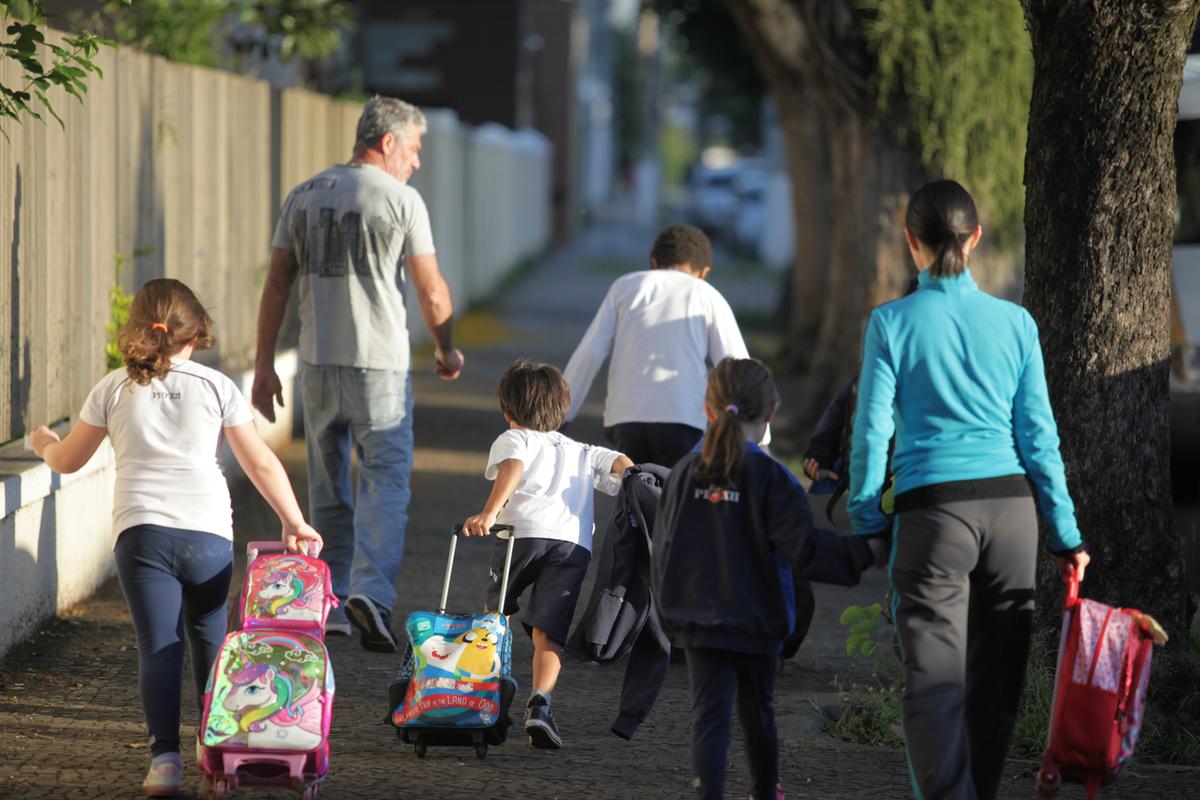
xmin=354 ymin=96 xmax=427 ymax=150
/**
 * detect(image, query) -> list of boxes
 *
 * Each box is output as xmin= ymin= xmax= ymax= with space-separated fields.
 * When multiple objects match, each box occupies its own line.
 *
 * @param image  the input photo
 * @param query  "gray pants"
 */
xmin=890 ymin=496 xmax=1037 ymax=800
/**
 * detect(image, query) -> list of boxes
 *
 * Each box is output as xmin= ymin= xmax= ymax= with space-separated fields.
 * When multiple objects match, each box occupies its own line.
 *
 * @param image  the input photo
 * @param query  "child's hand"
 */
xmin=803 ymin=457 xmax=839 ymax=482
xmin=866 ymin=536 xmax=890 ymax=568
xmin=462 ymin=511 xmax=497 ymax=537
xmin=283 ymin=522 xmax=323 ymax=556
xmin=30 ymin=425 xmax=60 ymax=459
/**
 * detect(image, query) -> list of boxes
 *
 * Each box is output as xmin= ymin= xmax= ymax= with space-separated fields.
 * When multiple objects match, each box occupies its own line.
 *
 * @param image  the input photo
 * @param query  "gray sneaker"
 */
xmin=142 ymin=752 xmax=182 ymax=797
xmin=524 ymin=695 xmax=562 ymax=749
xmin=346 ymin=594 xmax=398 ymax=653
xmin=326 ymin=605 xmax=352 ymax=637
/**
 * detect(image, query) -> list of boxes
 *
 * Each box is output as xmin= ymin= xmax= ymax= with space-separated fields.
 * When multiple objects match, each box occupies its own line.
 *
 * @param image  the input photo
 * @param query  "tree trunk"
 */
xmin=803 ymin=96 xmax=925 ymax=424
xmin=722 ymin=0 xmax=926 ymax=429
xmin=1021 ymin=0 xmax=1199 ymax=684
xmin=775 ymin=87 xmax=831 ymax=353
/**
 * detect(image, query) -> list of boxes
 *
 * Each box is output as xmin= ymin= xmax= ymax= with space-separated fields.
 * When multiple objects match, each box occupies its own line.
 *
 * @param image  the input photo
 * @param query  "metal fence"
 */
xmin=0 ymin=32 xmax=552 ymax=444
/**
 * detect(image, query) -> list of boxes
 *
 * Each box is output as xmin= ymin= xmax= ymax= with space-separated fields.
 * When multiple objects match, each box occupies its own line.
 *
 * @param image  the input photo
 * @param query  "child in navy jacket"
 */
xmin=652 ymin=357 xmax=874 ymax=800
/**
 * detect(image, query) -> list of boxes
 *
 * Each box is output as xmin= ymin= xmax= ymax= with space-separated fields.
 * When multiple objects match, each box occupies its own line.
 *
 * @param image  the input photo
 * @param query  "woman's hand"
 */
xmin=283 ymin=522 xmax=323 ymax=556
xmin=30 ymin=425 xmax=61 ymax=459
xmin=1056 ymin=549 xmax=1090 ymax=583
xmin=462 ymin=511 xmax=497 ymax=537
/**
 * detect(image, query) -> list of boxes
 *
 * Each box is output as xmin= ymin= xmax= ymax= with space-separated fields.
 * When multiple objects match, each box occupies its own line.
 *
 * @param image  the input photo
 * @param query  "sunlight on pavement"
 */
xmin=413 ymin=447 xmax=489 ymax=475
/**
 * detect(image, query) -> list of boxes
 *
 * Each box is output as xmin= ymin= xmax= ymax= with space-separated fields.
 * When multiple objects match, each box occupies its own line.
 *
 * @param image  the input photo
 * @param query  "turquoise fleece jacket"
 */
xmin=848 ymin=268 xmax=1082 ymax=553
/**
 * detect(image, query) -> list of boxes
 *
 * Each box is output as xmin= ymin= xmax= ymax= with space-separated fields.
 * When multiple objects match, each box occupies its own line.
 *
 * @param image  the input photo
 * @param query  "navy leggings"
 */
xmin=114 ymin=525 xmax=233 ymax=756
xmin=686 ymin=647 xmax=779 ymax=800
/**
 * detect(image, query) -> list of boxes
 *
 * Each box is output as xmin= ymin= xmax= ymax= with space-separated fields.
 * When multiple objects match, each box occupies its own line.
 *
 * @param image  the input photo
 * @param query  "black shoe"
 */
xmin=346 ymin=594 xmax=398 ymax=653
xmin=524 ymin=695 xmax=562 ymax=749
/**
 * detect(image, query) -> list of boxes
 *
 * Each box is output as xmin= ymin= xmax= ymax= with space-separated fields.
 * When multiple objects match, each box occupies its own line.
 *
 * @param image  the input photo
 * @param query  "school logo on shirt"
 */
xmin=695 ymin=487 xmax=740 ymax=504
xmin=152 ymin=391 xmax=182 ymax=400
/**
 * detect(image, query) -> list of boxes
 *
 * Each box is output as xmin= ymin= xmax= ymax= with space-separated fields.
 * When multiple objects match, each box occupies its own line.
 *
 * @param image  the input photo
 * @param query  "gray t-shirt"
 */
xmin=271 ymin=163 xmax=436 ymax=371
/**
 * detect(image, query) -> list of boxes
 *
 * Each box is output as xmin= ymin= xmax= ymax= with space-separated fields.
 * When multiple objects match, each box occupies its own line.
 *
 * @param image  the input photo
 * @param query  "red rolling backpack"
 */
xmin=1035 ymin=568 xmax=1167 ymax=799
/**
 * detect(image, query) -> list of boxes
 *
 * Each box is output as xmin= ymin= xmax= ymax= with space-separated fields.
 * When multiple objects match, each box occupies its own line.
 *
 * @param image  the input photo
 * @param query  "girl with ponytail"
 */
xmin=28 ymin=278 xmax=322 ymax=797
xmin=652 ymin=357 xmax=875 ymax=800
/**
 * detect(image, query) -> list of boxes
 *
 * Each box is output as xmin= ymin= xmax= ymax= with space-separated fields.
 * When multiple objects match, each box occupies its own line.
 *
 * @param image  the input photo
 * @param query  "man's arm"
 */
xmin=407 ymin=252 xmax=464 ymax=380
xmin=251 ymin=247 xmax=300 ymax=421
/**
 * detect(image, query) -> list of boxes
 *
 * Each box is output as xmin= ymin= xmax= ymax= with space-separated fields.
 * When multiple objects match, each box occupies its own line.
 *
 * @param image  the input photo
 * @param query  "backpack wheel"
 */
xmin=475 ymin=741 xmax=487 ymax=759
xmin=414 ymin=741 xmax=427 ymax=758
xmin=1035 ymin=767 xmax=1061 ymax=798
xmin=301 ymin=783 xmax=321 ymax=800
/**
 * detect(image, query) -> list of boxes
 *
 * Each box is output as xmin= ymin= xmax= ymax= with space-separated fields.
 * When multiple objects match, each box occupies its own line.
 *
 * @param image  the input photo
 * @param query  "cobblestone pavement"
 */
xmin=2 ymin=227 xmax=1197 ymax=799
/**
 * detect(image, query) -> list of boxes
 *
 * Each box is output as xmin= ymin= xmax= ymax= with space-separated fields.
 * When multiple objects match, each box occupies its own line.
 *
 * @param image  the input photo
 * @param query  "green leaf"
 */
xmin=861 ymin=640 xmax=879 ymax=656
xmin=840 ymin=606 xmax=866 ymax=626
xmin=851 ymin=617 xmax=881 ymax=636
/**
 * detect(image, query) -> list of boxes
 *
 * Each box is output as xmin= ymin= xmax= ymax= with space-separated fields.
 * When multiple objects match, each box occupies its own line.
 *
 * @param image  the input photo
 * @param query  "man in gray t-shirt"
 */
xmin=252 ymin=96 xmax=464 ymax=653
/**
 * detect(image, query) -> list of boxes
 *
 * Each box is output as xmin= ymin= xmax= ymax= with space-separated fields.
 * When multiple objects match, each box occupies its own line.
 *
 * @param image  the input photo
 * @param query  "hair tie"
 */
xmin=725 ymin=404 xmax=739 ymax=416
xmin=151 ymin=322 xmax=169 ymax=334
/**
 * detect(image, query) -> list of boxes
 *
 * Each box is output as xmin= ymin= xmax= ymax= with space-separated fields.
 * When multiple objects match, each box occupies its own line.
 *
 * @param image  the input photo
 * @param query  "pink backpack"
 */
xmin=237 ymin=541 xmax=338 ymax=637
xmin=1036 ymin=570 xmax=1166 ymax=799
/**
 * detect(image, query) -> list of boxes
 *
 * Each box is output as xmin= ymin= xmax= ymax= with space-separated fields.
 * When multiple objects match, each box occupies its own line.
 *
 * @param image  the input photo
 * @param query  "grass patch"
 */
xmin=827 ymin=603 xmax=905 ymax=748
xmin=986 ymin=631 xmax=1200 ymax=766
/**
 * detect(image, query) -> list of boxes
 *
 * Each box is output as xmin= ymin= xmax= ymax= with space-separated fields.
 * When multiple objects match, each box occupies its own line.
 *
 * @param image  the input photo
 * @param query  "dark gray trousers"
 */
xmin=890 ymin=496 xmax=1037 ymax=800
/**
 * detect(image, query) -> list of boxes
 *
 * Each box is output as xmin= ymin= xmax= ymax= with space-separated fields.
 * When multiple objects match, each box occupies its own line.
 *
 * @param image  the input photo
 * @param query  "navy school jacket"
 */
xmin=652 ymin=443 xmax=873 ymax=655
xmin=566 ymin=464 xmax=672 ymax=740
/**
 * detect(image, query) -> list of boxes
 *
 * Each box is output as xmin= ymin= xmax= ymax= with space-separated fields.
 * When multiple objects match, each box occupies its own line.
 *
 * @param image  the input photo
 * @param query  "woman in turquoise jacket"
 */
xmin=848 ymin=180 xmax=1090 ymax=800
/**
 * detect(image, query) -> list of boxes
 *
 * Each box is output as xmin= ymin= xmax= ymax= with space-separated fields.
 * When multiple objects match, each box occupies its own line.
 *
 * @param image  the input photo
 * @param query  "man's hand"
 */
xmin=252 ymin=368 xmax=284 ymax=423
xmin=1056 ymin=549 xmax=1091 ymax=584
xmin=435 ymin=346 xmax=464 ymax=381
xmin=30 ymin=425 xmax=61 ymax=459
xmin=462 ymin=510 xmax=497 ymax=537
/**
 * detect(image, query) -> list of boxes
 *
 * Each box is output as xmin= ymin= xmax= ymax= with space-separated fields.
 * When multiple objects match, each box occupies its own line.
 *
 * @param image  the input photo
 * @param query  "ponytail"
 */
xmin=697 ymin=403 xmax=747 ymax=486
xmin=119 ymin=278 xmax=214 ymax=386
xmin=932 ymin=231 xmax=967 ymax=278
xmin=905 ymin=179 xmax=978 ymax=278
xmin=695 ymin=358 xmax=778 ymax=487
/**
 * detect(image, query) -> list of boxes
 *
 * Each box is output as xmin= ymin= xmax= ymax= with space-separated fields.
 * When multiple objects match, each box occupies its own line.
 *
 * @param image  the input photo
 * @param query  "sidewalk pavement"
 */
xmin=2 ymin=225 xmax=1197 ymax=799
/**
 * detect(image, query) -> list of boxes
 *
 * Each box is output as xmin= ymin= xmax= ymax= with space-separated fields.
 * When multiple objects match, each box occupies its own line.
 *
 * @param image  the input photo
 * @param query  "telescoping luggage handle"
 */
xmin=246 ymin=539 xmax=322 ymax=563
xmin=441 ymin=524 xmax=515 ymax=615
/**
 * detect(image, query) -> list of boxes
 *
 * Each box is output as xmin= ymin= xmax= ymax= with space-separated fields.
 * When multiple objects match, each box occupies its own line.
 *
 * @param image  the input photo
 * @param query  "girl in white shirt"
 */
xmin=30 ymin=278 xmax=321 ymax=798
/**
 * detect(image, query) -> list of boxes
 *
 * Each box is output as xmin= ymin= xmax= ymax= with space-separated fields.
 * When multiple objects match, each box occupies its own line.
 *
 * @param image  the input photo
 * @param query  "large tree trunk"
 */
xmin=775 ymin=86 xmax=831 ymax=351
xmin=723 ymin=0 xmax=925 ymax=429
xmin=1021 ymin=0 xmax=1199 ymax=685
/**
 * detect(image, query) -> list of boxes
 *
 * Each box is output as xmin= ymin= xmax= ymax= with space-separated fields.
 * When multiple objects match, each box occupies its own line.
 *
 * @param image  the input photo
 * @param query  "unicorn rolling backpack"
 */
xmin=198 ymin=541 xmax=337 ymax=799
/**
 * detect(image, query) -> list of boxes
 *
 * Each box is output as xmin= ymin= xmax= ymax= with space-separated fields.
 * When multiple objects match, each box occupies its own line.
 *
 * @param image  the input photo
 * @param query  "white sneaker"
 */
xmin=143 ymin=752 xmax=182 ymax=797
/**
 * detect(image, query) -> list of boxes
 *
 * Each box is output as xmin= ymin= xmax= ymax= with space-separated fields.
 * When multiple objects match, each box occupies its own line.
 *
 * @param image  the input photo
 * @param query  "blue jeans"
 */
xmin=300 ymin=361 xmax=413 ymax=611
xmin=113 ymin=525 xmax=233 ymax=756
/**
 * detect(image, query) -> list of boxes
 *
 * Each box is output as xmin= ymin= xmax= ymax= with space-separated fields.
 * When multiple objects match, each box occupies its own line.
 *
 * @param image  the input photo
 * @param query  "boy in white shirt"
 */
xmin=463 ymin=360 xmax=633 ymax=749
xmin=563 ymin=224 xmax=755 ymax=468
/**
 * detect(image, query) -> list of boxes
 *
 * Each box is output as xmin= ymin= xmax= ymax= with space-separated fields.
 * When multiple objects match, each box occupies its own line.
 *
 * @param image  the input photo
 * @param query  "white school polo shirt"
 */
xmin=79 ymin=359 xmax=254 ymax=543
xmin=563 ymin=269 xmax=750 ymax=431
xmin=485 ymin=428 xmax=622 ymax=552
